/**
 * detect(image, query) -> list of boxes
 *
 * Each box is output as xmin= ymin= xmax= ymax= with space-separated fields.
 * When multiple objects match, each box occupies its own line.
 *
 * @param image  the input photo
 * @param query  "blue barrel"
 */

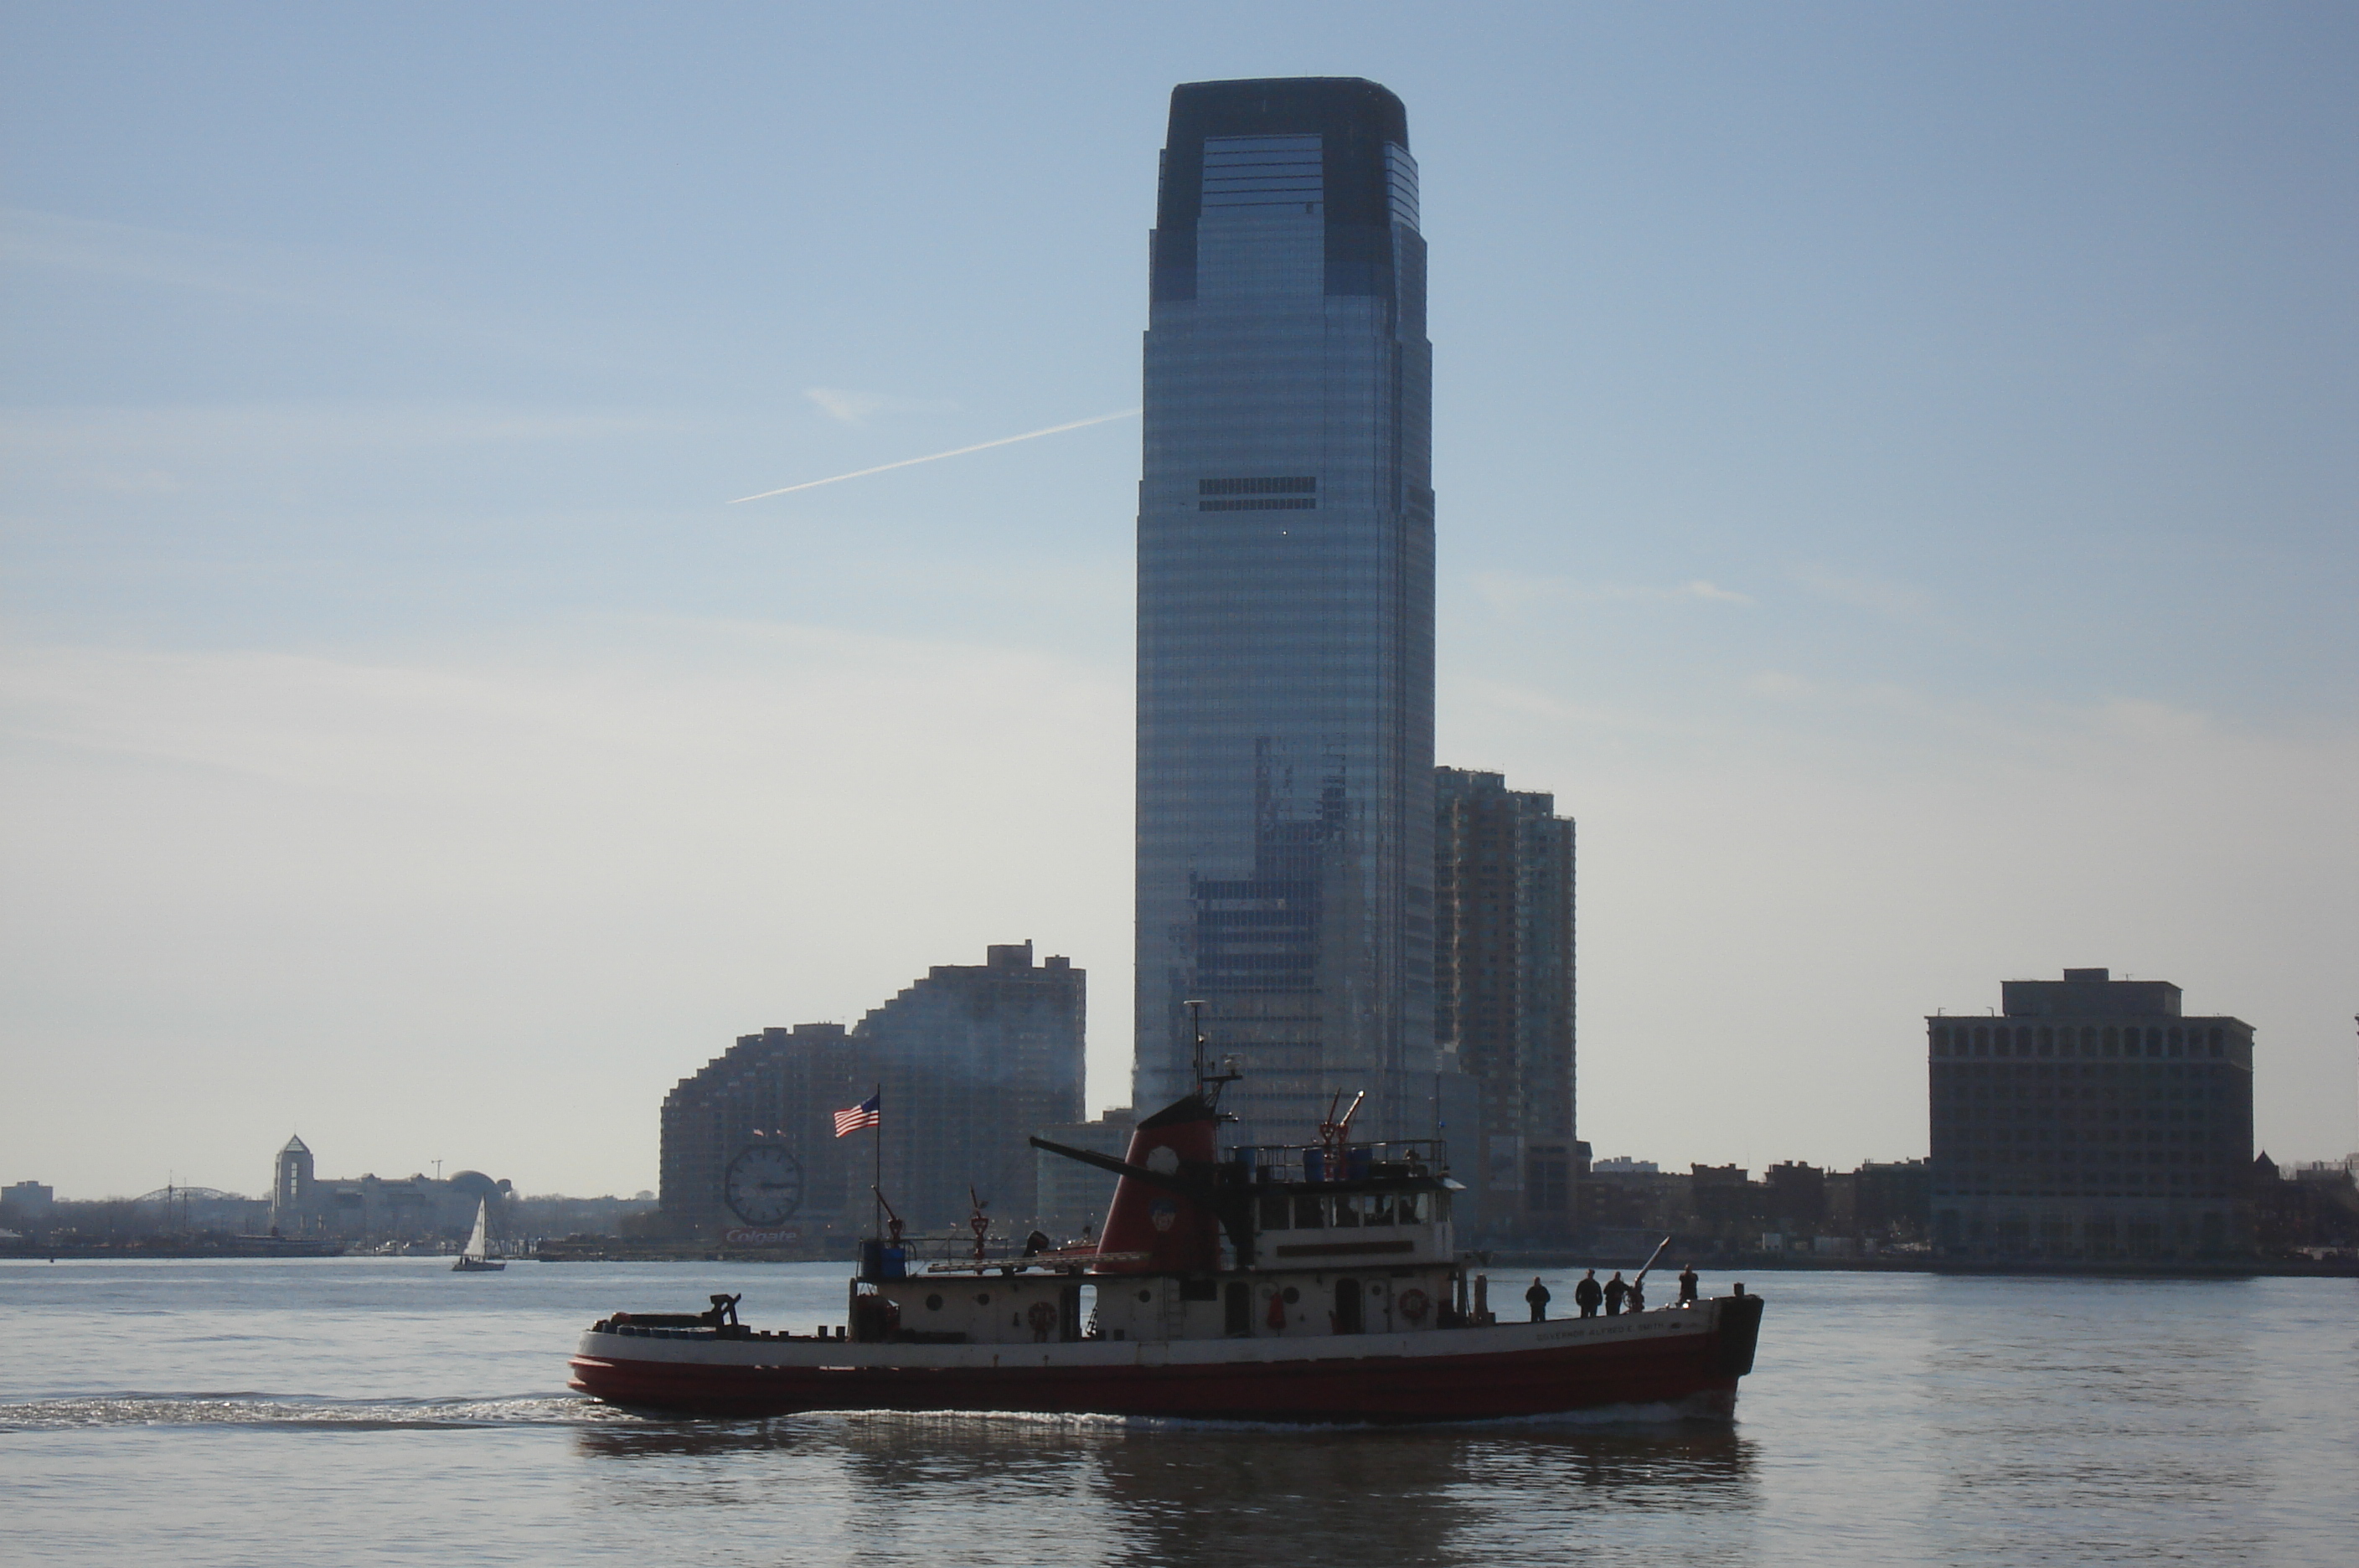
xmin=1345 ymin=1147 xmax=1373 ymax=1180
xmin=1303 ymin=1148 xmax=1327 ymax=1183
xmin=858 ymin=1240 xmax=907 ymax=1281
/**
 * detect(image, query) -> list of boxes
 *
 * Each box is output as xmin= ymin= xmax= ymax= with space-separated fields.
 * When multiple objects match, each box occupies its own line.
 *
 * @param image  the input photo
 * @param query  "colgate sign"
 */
xmin=723 ymin=1227 xmax=800 ymax=1246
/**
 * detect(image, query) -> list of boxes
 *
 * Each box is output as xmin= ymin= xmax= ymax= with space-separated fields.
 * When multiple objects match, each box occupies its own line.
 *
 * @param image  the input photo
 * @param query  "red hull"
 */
xmin=570 ymin=1301 xmax=1762 ymax=1424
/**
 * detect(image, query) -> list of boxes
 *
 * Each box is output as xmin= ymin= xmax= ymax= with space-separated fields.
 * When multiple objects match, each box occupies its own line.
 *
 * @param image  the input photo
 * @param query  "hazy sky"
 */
xmin=4 ymin=3 xmax=2353 ymax=1200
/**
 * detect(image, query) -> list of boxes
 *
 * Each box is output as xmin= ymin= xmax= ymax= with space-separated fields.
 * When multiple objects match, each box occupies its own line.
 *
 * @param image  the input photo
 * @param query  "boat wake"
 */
xmin=0 ymin=1392 xmax=638 ymax=1432
xmin=736 ymin=1393 xmax=1735 ymax=1436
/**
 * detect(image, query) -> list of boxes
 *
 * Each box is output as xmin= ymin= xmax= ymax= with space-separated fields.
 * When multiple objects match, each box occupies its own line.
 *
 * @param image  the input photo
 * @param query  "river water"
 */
xmin=2 ymin=1259 xmax=2351 ymax=1566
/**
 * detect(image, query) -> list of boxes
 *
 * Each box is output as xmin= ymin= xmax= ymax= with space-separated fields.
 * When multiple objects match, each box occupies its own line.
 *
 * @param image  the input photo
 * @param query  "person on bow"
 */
xmin=1525 ymin=1277 xmax=1552 ymax=1322
xmin=1677 ymin=1263 xmax=1700 ymax=1306
xmin=1603 ymin=1271 xmax=1628 ymax=1316
xmin=1573 ymin=1269 xmax=1603 ymax=1318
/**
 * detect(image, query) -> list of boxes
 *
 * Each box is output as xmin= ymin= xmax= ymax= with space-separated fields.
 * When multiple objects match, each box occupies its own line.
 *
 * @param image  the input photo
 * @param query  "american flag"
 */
xmin=833 ymin=1093 xmax=880 ymax=1137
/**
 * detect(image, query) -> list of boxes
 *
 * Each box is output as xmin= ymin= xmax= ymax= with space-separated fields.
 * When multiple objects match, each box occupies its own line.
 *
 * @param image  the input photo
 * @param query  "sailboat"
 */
xmin=452 ymin=1198 xmax=505 ymax=1272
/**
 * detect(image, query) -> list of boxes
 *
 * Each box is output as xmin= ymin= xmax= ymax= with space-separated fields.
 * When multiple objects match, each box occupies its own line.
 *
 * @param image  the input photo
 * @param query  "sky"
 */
xmin=3 ymin=2 xmax=2353 ymax=1200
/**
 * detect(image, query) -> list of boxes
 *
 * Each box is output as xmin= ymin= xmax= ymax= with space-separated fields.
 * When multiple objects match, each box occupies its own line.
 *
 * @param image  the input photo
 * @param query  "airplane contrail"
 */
xmin=726 ymin=408 xmax=1140 ymax=504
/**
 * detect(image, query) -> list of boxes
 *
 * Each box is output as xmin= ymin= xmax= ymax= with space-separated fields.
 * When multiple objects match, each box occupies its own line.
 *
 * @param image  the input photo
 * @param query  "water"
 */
xmin=3 ymin=1260 xmax=2351 ymax=1566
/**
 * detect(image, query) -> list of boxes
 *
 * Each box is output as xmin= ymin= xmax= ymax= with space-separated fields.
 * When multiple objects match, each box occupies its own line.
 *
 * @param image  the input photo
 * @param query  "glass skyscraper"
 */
xmin=1135 ymin=78 xmax=1436 ymax=1146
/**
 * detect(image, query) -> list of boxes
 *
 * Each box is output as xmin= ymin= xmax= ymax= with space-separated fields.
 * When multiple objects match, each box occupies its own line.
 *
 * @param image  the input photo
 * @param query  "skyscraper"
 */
xmin=1135 ymin=78 xmax=1436 ymax=1147
xmin=1434 ymin=766 xmax=1578 ymax=1234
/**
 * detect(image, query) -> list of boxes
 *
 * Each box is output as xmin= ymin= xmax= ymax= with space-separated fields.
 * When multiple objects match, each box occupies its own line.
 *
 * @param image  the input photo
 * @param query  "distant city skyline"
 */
xmin=2 ymin=6 xmax=2351 ymax=1197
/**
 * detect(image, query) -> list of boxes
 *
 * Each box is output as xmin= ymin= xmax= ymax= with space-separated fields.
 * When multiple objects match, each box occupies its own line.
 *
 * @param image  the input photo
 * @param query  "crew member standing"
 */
xmin=1603 ymin=1271 xmax=1628 ymax=1316
xmin=1677 ymin=1263 xmax=1700 ymax=1306
xmin=1574 ymin=1269 xmax=1603 ymax=1318
xmin=1525 ymin=1277 xmax=1551 ymax=1323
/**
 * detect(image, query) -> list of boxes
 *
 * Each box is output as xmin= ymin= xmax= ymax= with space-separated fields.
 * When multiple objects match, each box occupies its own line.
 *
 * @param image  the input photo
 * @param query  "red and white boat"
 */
xmin=569 ymin=1092 xmax=1764 ymax=1423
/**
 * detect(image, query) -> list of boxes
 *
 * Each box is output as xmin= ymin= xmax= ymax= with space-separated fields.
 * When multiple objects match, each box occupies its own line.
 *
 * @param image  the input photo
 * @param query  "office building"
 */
xmin=1135 ymin=77 xmax=1438 ymax=1147
xmin=1928 ymin=968 xmax=2254 ymax=1259
xmin=1 ymin=1180 xmax=54 ymax=1219
xmin=1433 ymin=766 xmax=1578 ymax=1233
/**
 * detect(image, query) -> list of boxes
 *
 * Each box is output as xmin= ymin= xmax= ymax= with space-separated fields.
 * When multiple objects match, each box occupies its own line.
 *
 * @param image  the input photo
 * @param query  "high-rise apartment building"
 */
xmin=862 ymin=942 xmax=1087 ymax=1229
xmin=1434 ymin=767 xmax=1578 ymax=1233
xmin=658 ymin=1022 xmax=867 ymax=1239
xmin=1135 ymin=78 xmax=1437 ymax=1147
xmin=1928 ymin=968 xmax=2254 ymax=1259
xmin=659 ymin=944 xmax=1087 ymax=1237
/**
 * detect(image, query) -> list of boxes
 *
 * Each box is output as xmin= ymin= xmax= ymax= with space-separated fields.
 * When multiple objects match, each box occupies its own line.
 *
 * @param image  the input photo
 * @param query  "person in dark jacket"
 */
xmin=1525 ymin=1277 xmax=1551 ymax=1322
xmin=1677 ymin=1264 xmax=1700 ymax=1305
xmin=1628 ymin=1277 xmax=1646 ymax=1313
xmin=1573 ymin=1269 xmax=1603 ymax=1318
xmin=1603 ymin=1271 xmax=1628 ymax=1316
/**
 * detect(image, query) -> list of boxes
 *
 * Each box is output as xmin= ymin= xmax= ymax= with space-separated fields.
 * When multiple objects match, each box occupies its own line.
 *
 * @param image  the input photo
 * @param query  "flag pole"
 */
xmin=872 ymin=1081 xmax=883 ymax=1243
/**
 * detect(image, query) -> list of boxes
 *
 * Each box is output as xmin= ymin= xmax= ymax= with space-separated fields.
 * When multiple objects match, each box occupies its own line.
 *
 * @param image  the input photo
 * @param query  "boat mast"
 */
xmin=1185 ymin=998 xmax=1241 ymax=1112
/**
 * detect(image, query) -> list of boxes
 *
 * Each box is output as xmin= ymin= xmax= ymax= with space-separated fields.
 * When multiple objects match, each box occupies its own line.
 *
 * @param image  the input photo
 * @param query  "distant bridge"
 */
xmin=132 ymin=1187 xmax=252 ymax=1205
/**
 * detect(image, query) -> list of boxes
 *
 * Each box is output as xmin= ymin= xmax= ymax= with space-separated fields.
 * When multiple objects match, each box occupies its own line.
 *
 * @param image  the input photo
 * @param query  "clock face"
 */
xmin=724 ymin=1146 xmax=803 ymax=1225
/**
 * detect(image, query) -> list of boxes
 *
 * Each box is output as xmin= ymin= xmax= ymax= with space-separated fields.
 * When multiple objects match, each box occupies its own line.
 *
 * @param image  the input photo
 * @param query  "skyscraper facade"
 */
xmin=1135 ymin=77 xmax=1437 ymax=1148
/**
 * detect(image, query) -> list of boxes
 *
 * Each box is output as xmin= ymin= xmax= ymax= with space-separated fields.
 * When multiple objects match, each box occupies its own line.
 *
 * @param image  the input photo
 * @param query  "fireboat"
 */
xmin=569 ymin=1060 xmax=1764 ymax=1423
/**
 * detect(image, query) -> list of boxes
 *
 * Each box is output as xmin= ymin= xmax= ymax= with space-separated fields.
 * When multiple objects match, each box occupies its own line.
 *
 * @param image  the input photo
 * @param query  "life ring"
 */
xmin=1396 ymin=1288 xmax=1430 ymax=1323
xmin=1025 ymin=1300 xmax=1058 ymax=1340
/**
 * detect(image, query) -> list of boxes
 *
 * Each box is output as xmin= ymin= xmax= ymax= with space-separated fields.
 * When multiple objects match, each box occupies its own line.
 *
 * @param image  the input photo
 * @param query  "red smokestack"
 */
xmin=1095 ymin=1095 xmax=1222 ymax=1274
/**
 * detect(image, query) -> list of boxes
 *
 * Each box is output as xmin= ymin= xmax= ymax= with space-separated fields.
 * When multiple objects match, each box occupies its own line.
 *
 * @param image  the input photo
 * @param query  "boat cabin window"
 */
xmin=1260 ymin=1187 xmax=1436 ymax=1231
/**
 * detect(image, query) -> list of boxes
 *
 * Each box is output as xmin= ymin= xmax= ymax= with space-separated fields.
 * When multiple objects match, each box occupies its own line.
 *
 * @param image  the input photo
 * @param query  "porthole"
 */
xmin=925 ymin=1293 xmax=944 ymax=1312
xmin=975 ymin=1292 xmax=991 ymax=1306
xmin=1281 ymin=1287 xmax=1301 ymax=1304
xmin=1137 ymin=1289 xmax=1154 ymax=1302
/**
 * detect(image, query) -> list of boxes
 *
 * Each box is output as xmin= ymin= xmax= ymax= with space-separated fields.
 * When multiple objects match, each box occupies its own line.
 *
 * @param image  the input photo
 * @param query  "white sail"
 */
xmin=463 ymin=1199 xmax=489 ymax=1261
